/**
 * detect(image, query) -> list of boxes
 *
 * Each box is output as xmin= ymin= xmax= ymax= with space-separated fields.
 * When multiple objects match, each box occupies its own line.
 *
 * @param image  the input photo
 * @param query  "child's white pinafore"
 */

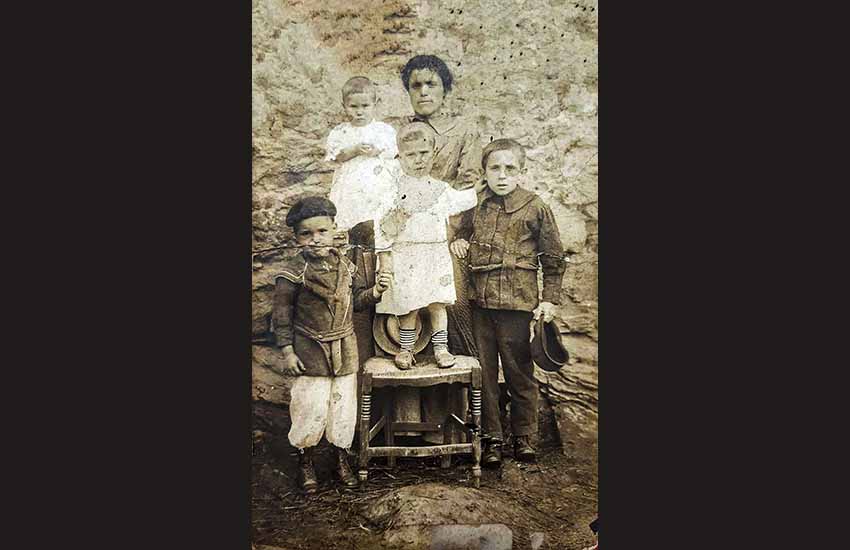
xmin=375 ymin=175 xmax=477 ymax=316
xmin=325 ymin=120 xmax=398 ymax=233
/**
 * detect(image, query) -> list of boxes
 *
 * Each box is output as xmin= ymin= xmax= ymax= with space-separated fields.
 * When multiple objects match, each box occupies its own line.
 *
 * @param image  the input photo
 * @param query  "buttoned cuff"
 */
xmin=274 ymin=331 xmax=293 ymax=348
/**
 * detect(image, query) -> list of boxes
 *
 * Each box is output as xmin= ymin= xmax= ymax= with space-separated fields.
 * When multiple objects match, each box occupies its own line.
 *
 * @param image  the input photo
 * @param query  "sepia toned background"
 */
xmin=252 ymin=0 xmax=597 ymax=445
xmin=251 ymin=2 xmax=597 ymax=546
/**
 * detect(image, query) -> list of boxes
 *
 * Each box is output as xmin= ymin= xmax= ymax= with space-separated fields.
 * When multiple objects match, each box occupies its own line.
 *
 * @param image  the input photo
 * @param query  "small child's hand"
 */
xmin=357 ymin=143 xmax=381 ymax=157
xmin=279 ymin=346 xmax=306 ymax=376
xmin=450 ymin=239 xmax=470 ymax=259
xmin=375 ymin=271 xmax=393 ymax=294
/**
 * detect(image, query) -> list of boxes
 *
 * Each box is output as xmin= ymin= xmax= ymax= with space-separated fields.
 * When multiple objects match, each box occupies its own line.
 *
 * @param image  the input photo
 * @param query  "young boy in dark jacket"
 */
xmin=450 ymin=139 xmax=567 ymax=465
xmin=272 ymin=196 xmax=391 ymax=493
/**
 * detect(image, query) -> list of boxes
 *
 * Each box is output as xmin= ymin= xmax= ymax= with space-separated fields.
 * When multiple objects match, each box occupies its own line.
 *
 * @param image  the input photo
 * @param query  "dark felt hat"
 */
xmin=531 ymin=319 xmax=570 ymax=372
xmin=285 ymin=196 xmax=337 ymax=227
xmin=372 ymin=313 xmax=431 ymax=355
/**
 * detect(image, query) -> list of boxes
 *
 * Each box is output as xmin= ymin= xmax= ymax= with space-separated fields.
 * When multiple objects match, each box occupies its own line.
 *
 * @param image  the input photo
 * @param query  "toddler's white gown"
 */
xmin=325 ymin=120 xmax=398 ymax=235
xmin=375 ymin=174 xmax=477 ymax=316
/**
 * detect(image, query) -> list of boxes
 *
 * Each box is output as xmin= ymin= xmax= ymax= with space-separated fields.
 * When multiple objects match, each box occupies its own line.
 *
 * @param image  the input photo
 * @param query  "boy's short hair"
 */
xmin=397 ymin=122 xmax=436 ymax=149
xmin=341 ymin=76 xmax=376 ymax=102
xmin=285 ymin=196 xmax=337 ymax=228
xmin=481 ymin=138 xmax=526 ymax=170
xmin=400 ymin=55 xmax=454 ymax=93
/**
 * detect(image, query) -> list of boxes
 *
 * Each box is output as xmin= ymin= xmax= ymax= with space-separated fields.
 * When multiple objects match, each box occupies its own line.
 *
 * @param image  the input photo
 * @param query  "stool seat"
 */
xmin=363 ymin=355 xmax=480 ymax=387
xmin=357 ymin=355 xmax=483 ymax=487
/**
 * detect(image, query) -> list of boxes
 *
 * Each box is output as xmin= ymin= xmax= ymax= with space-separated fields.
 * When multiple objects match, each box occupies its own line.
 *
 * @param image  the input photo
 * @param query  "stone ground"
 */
xmin=251 ymin=403 xmax=597 ymax=550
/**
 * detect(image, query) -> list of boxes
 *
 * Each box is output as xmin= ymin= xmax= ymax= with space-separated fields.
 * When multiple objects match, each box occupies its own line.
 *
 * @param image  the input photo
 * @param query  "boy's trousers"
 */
xmin=288 ymin=373 xmax=357 ymax=450
xmin=472 ymin=307 xmax=538 ymax=441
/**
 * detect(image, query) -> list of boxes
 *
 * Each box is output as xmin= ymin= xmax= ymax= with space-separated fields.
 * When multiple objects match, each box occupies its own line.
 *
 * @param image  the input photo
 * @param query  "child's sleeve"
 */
xmin=373 ymin=162 xmax=402 ymax=251
xmin=376 ymin=123 xmax=398 ymax=160
xmin=324 ymin=125 xmax=346 ymax=162
xmin=271 ymin=277 xmax=298 ymax=347
xmin=537 ymin=204 xmax=568 ymax=304
xmin=454 ymin=205 xmax=476 ymax=242
xmin=349 ymin=260 xmax=382 ymax=311
xmin=443 ymin=186 xmax=478 ymax=217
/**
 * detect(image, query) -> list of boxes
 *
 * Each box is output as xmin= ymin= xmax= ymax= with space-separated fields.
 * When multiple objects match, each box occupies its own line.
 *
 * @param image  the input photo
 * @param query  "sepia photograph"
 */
xmin=251 ymin=1 xmax=598 ymax=548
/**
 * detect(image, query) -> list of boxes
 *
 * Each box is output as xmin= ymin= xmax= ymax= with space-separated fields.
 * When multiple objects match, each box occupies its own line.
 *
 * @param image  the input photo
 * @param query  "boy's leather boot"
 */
xmin=514 ymin=435 xmax=536 ymax=462
xmin=335 ymin=447 xmax=359 ymax=488
xmin=482 ymin=440 xmax=502 ymax=467
xmin=298 ymin=447 xmax=319 ymax=494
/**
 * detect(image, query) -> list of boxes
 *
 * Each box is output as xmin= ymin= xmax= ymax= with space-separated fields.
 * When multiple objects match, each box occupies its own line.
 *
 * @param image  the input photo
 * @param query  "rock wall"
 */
xmin=252 ymin=0 xmax=597 ymax=444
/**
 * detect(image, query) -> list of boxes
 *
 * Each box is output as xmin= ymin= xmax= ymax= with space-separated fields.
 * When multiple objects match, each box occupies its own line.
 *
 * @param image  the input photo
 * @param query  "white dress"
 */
xmin=375 ymin=175 xmax=477 ymax=316
xmin=325 ymin=120 xmax=398 ymax=233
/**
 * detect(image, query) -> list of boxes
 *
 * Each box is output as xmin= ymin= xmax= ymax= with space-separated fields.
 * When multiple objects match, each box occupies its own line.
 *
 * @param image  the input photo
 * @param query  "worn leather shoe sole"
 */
xmin=336 ymin=460 xmax=359 ymax=488
xmin=394 ymin=350 xmax=416 ymax=370
xmin=434 ymin=348 xmax=456 ymax=368
xmin=301 ymin=477 xmax=318 ymax=494
xmin=337 ymin=470 xmax=358 ymax=488
xmin=514 ymin=447 xmax=536 ymax=463
xmin=483 ymin=446 xmax=502 ymax=468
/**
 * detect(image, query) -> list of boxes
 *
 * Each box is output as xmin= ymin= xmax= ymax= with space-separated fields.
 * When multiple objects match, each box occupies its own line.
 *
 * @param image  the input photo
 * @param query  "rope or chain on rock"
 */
xmin=252 ymin=240 xmax=572 ymax=262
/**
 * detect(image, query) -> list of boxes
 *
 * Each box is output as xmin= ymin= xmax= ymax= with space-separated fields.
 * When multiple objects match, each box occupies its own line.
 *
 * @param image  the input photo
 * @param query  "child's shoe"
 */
xmin=394 ymin=349 xmax=416 ymax=370
xmin=434 ymin=347 xmax=456 ymax=368
xmin=513 ymin=435 xmax=536 ymax=462
xmin=335 ymin=447 xmax=358 ymax=488
xmin=298 ymin=448 xmax=319 ymax=494
xmin=483 ymin=440 xmax=502 ymax=467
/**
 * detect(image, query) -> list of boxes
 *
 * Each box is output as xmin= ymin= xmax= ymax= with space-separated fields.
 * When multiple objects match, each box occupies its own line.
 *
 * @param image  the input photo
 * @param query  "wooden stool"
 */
xmin=357 ymin=355 xmax=483 ymax=487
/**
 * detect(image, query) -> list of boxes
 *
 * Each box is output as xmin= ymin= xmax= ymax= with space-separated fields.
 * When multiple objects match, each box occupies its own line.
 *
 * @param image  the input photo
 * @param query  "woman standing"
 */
xmin=398 ymin=54 xmax=483 ymax=357
xmin=391 ymin=54 xmax=484 ymax=446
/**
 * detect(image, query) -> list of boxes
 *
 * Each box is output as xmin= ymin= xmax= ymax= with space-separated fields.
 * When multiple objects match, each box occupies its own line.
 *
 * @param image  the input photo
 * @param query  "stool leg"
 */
xmin=471 ymin=387 xmax=482 ymax=488
xmin=383 ymin=390 xmax=396 ymax=468
xmin=441 ymin=418 xmax=453 ymax=469
xmin=358 ymin=377 xmax=372 ymax=485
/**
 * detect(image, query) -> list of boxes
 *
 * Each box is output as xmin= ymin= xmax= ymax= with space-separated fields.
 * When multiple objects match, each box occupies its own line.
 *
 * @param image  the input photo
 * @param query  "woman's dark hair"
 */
xmin=400 ymin=55 xmax=454 ymax=93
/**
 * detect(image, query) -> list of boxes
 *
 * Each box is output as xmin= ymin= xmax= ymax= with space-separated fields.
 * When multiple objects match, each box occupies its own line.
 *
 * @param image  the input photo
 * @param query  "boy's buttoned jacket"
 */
xmin=457 ymin=187 xmax=567 ymax=311
xmin=272 ymin=250 xmax=380 ymax=377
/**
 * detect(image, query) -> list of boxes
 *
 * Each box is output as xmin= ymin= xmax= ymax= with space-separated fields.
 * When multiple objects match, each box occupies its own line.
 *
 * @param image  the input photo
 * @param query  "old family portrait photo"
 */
xmin=251 ymin=1 xmax=597 ymax=548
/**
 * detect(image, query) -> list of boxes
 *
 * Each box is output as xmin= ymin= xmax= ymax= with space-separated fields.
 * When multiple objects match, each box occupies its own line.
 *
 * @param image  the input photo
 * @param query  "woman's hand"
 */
xmin=450 ymin=239 xmax=470 ymax=259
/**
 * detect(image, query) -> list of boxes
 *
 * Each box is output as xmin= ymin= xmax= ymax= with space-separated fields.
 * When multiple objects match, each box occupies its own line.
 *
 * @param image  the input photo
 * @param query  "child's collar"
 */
xmin=482 ymin=186 xmax=536 ymax=213
xmin=349 ymin=119 xmax=376 ymax=128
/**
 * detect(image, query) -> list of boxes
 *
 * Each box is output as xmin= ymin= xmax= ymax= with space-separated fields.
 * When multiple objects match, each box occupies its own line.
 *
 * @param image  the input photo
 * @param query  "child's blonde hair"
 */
xmin=396 ymin=122 xmax=436 ymax=149
xmin=341 ymin=76 xmax=376 ymax=102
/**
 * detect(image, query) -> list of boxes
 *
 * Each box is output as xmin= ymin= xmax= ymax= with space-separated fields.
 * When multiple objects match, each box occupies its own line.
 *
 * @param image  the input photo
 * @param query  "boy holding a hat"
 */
xmin=450 ymin=139 xmax=567 ymax=466
xmin=272 ymin=196 xmax=392 ymax=493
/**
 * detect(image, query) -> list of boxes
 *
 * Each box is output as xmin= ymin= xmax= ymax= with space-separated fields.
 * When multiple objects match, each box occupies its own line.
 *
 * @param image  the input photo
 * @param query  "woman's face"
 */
xmin=407 ymin=68 xmax=445 ymax=117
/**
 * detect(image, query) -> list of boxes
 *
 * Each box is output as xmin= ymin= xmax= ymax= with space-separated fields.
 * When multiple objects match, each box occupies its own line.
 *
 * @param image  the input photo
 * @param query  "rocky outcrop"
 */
xmin=252 ymin=0 xmax=598 ymax=444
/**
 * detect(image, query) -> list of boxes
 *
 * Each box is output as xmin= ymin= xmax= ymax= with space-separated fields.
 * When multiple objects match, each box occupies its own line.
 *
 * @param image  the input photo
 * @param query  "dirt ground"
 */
xmin=251 ymin=402 xmax=597 ymax=550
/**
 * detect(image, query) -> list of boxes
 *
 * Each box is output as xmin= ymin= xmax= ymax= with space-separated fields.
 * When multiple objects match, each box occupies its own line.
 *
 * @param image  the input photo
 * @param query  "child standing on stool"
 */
xmin=376 ymin=122 xmax=477 ymax=369
xmin=451 ymin=139 xmax=567 ymax=465
xmin=272 ymin=196 xmax=391 ymax=494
